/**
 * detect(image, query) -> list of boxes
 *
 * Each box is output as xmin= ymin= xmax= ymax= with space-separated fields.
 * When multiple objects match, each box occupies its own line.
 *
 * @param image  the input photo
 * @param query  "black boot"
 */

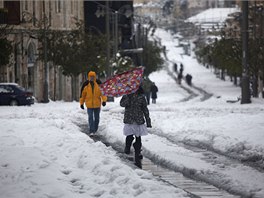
xmin=133 ymin=140 xmax=142 ymax=168
xmin=134 ymin=136 xmax=143 ymax=159
xmin=124 ymin=135 xmax=134 ymax=154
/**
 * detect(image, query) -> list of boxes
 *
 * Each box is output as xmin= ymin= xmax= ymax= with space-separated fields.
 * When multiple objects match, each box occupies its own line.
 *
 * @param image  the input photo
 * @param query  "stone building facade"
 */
xmin=0 ymin=0 xmax=84 ymax=102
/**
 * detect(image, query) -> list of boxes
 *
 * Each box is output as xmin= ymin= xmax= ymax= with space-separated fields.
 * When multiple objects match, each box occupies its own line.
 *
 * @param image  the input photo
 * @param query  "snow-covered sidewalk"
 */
xmin=0 ymin=102 xmax=188 ymax=198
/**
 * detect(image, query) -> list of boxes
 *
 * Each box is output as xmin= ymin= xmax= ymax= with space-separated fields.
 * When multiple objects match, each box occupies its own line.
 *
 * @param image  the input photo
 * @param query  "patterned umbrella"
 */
xmin=100 ymin=67 xmax=144 ymax=97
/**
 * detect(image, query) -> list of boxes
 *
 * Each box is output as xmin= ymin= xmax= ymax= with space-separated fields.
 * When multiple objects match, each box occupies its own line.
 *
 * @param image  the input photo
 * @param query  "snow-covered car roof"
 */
xmin=0 ymin=83 xmax=19 ymax=86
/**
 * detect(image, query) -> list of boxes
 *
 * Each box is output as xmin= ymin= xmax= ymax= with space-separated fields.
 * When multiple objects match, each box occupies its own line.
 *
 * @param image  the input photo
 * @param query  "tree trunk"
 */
xmin=71 ymin=75 xmax=78 ymax=101
xmin=53 ymin=66 xmax=56 ymax=101
xmin=234 ymin=74 xmax=238 ymax=86
xmin=252 ymin=75 xmax=258 ymax=98
xmin=258 ymin=74 xmax=263 ymax=98
xmin=221 ymin=69 xmax=225 ymax=80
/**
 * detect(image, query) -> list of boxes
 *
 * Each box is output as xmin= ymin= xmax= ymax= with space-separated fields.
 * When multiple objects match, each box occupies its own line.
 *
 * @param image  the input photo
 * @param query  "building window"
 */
xmin=25 ymin=1 xmax=28 ymax=10
xmin=49 ymin=1 xmax=51 ymax=26
xmin=71 ymin=1 xmax=74 ymax=14
xmin=56 ymin=0 xmax=61 ymax=13
xmin=4 ymin=1 xmax=20 ymax=25
xmin=32 ymin=0 xmax=36 ymax=26
xmin=27 ymin=43 xmax=35 ymax=67
xmin=63 ymin=1 xmax=66 ymax=27
xmin=76 ymin=1 xmax=79 ymax=20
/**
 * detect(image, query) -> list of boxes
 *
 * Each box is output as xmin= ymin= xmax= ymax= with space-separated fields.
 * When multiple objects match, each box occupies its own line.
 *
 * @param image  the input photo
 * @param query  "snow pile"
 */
xmin=186 ymin=7 xmax=240 ymax=24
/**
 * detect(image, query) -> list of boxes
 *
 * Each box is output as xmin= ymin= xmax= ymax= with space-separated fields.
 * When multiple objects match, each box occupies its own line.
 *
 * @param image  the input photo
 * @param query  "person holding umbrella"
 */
xmin=120 ymin=86 xmax=152 ymax=168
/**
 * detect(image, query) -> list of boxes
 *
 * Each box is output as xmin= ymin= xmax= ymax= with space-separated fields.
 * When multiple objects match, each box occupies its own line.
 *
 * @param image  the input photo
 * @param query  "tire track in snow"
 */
xmin=145 ymin=127 xmax=264 ymax=197
xmin=77 ymin=122 xmax=239 ymax=198
xmin=148 ymin=126 xmax=264 ymax=172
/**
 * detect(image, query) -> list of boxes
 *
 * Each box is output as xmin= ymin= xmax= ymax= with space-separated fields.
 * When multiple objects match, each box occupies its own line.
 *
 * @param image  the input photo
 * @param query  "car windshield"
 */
xmin=16 ymin=85 xmax=26 ymax=91
xmin=0 ymin=87 xmax=7 ymax=93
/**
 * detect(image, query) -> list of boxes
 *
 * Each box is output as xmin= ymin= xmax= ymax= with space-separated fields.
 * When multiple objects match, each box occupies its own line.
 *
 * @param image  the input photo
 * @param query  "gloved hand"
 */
xmin=146 ymin=118 xmax=152 ymax=128
xmin=80 ymin=104 xmax=84 ymax=109
xmin=127 ymin=93 xmax=134 ymax=98
xmin=102 ymin=102 xmax=106 ymax=106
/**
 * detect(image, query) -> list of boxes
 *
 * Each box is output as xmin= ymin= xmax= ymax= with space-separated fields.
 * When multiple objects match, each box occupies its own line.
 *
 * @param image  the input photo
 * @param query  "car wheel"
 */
xmin=10 ymin=100 xmax=18 ymax=106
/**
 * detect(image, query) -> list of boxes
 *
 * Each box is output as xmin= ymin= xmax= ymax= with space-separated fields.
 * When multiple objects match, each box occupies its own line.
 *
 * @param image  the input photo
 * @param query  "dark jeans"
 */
xmin=145 ymin=92 xmax=150 ymax=105
xmin=87 ymin=108 xmax=100 ymax=133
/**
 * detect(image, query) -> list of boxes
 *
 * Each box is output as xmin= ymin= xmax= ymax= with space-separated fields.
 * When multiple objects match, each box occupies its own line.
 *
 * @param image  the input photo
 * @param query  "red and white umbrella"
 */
xmin=100 ymin=67 xmax=144 ymax=97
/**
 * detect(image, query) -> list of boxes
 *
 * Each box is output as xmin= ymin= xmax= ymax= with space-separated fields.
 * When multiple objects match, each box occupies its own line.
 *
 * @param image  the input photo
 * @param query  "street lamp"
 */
xmin=95 ymin=3 xmax=111 ymax=78
xmin=43 ymin=12 xmax=49 ymax=103
xmin=95 ymin=3 xmax=133 ymax=77
xmin=241 ymin=0 xmax=251 ymax=104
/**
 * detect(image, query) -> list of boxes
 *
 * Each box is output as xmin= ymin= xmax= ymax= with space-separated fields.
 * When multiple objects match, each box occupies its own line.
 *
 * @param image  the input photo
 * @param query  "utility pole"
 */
xmin=261 ymin=5 xmax=264 ymax=98
xmin=43 ymin=1 xmax=49 ymax=103
xmin=114 ymin=11 xmax=118 ymax=62
xmin=241 ymin=0 xmax=251 ymax=104
xmin=105 ymin=1 xmax=110 ymax=78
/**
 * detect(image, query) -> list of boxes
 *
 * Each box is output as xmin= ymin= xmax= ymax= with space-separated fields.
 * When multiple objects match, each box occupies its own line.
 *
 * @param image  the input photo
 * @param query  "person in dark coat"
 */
xmin=120 ymin=86 xmax=152 ymax=168
xmin=142 ymin=77 xmax=152 ymax=105
xmin=174 ymin=63 xmax=178 ymax=72
xmin=180 ymin=63 xmax=184 ymax=74
xmin=150 ymin=82 xmax=158 ymax=104
xmin=186 ymin=74 xmax=193 ymax=86
xmin=178 ymin=64 xmax=184 ymax=85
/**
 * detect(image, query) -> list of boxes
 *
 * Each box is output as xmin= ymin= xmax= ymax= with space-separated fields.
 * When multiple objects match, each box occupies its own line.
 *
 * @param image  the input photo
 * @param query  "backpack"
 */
xmin=80 ymin=79 xmax=102 ymax=98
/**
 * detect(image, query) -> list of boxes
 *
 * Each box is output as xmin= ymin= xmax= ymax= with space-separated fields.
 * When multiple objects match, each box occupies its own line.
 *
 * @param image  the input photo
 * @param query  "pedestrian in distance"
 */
xmin=142 ymin=77 xmax=152 ymax=105
xmin=150 ymin=82 xmax=158 ymax=104
xmin=186 ymin=74 xmax=193 ymax=86
xmin=80 ymin=71 xmax=107 ymax=136
xmin=178 ymin=72 xmax=183 ymax=85
xmin=180 ymin=63 xmax=184 ymax=74
xmin=120 ymin=86 xmax=152 ymax=168
xmin=178 ymin=63 xmax=184 ymax=85
xmin=174 ymin=63 xmax=178 ymax=72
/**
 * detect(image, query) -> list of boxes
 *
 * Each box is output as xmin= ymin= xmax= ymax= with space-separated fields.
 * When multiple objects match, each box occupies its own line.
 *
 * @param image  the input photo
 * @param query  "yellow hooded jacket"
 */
xmin=80 ymin=71 xmax=107 ymax=108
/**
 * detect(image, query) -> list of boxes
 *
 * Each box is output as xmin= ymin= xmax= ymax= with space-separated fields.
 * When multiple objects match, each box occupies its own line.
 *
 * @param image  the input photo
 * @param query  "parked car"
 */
xmin=0 ymin=83 xmax=34 ymax=106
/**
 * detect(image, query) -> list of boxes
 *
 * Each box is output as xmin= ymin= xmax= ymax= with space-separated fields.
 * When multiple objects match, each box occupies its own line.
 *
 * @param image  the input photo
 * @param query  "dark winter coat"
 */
xmin=120 ymin=93 xmax=151 ymax=126
xmin=150 ymin=85 xmax=158 ymax=99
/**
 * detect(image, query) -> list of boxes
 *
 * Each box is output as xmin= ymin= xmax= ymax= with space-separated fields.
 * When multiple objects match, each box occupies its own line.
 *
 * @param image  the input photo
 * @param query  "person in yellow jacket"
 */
xmin=80 ymin=71 xmax=107 ymax=135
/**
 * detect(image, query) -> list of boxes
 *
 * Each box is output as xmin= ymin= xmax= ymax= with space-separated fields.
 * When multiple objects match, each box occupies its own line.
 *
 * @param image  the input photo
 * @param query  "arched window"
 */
xmin=27 ymin=42 xmax=36 ymax=92
xmin=27 ymin=42 xmax=35 ymax=67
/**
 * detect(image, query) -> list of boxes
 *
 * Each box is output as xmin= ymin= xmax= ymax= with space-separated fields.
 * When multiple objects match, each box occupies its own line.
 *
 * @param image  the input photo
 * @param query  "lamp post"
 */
xmin=114 ymin=11 xmax=118 ymax=62
xmin=43 ymin=6 xmax=49 ymax=103
xmin=95 ymin=3 xmax=133 ymax=77
xmin=241 ymin=0 xmax=251 ymax=104
xmin=105 ymin=1 xmax=110 ymax=78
